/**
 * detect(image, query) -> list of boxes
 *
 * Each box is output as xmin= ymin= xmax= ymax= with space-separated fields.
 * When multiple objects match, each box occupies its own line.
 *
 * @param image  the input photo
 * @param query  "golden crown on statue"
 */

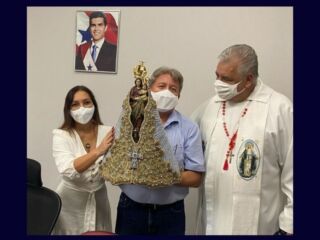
xmin=133 ymin=61 xmax=149 ymax=85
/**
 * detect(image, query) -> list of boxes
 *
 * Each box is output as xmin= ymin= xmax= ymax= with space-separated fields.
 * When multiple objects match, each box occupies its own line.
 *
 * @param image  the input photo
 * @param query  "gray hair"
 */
xmin=219 ymin=44 xmax=259 ymax=79
xmin=149 ymin=66 xmax=184 ymax=92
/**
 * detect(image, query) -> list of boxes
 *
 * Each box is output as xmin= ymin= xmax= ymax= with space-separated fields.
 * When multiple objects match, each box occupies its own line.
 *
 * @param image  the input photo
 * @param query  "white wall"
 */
xmin=27 ymin=7 xmax=293 ymax=234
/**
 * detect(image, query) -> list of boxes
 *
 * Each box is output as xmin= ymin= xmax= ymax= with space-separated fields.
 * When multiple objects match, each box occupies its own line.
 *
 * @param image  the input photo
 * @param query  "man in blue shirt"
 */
xmin=115 ymin=66 xmax=205 ymax=235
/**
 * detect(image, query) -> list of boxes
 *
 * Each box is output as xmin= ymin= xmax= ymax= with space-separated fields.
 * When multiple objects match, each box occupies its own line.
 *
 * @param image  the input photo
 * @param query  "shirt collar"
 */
xmin=247 ymin=79 xmax=269 ymax=103
xmin=163 ymin=110 xmax=180 ymax=129
xmin=91 ymin=38 xmax=104 ymax=49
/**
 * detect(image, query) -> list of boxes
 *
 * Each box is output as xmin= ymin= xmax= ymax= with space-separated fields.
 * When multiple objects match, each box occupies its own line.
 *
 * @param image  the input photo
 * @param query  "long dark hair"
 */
xmin=59 ymin=86 xmax=103 ymax=133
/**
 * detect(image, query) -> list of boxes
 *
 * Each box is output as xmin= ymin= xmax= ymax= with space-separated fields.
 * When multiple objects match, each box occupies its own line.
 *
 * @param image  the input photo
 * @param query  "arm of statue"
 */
xmin=132 ymin=90 xmax=148 ymax=101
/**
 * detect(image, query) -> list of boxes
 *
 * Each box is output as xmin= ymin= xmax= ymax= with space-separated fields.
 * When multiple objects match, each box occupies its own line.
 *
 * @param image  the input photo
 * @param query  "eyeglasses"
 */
xmin=70 ymin=101 xmax=94 ymax=110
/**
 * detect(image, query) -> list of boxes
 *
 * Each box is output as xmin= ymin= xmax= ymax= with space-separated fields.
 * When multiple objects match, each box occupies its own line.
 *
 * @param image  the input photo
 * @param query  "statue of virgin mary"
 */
xmin=100 ymin=61 xmax=181 ymax=187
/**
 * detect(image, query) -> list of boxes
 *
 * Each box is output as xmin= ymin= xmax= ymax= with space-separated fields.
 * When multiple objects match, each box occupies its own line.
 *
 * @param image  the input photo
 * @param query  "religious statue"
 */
xmin=129 ymin=62 xmax=149 ymax=142
xmin=100 ymin=61 xmax=181 ymax=187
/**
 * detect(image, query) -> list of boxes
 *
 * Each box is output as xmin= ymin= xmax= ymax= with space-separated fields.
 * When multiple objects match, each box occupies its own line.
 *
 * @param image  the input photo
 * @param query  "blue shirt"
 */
xmin=120 ymin=110 xmax=205 ymax=204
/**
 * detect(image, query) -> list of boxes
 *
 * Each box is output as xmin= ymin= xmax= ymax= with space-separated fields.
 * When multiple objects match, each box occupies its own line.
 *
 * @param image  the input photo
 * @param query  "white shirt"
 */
xmin=51 ymin=125 xmax=112 ymax=235
xmin=191 ymin=80 xmax=293 ymax=235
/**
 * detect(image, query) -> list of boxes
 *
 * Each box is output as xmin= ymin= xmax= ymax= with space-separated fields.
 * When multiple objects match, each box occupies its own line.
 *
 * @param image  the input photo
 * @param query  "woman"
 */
xmin=52 ymin=85 xmax=114 ymax=235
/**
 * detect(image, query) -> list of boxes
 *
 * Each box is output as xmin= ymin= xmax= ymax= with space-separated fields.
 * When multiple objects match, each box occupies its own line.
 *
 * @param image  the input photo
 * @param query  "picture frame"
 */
xmin=75 ymin=10 xmax=120 ymax=73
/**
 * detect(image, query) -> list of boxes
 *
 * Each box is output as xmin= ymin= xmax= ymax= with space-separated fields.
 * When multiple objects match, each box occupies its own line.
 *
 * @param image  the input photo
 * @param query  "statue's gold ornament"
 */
xmin=133 ymin=60 xmax=148 ymax=85
xmin=100 ymin=61 xmax=181 ymax=187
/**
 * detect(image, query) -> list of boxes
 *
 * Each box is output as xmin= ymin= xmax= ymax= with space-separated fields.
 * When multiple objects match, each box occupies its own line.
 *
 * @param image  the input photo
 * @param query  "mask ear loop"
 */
xmin=233 ymin=78 xmax=248 ymax=97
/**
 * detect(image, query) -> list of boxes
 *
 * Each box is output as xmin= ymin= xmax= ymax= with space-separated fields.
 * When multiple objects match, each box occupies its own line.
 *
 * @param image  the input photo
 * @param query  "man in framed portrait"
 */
xmin=75 ymin=11 xmax=117 ymax=72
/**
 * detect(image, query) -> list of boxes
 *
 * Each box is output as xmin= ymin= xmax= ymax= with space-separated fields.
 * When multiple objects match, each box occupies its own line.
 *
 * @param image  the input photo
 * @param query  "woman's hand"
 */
xmin=73 ymin=127 xmax=115 ymax=173
xmin=95 ymin=127 xmax=115 ymax=156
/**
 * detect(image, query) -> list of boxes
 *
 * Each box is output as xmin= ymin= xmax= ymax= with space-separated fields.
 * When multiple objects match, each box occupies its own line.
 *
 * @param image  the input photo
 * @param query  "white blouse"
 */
xmin=51 ymin=125 xmax=112 ymax=235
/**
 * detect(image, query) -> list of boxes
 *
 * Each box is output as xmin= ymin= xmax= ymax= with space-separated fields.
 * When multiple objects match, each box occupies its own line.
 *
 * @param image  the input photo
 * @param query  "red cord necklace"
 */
xmin=222 ymin=101 xmax=249 ymax=170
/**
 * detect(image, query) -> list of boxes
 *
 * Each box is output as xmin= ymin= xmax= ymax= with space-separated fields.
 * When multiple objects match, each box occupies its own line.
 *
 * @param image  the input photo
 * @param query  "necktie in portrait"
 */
xmin=91 ymin=45 xmax=97 ymax=62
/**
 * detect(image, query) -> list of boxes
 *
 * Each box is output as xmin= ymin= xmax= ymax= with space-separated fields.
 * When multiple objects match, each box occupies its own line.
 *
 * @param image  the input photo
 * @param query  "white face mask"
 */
xmin=151 ymin=89 xmax=179 ymax=112
xmin=70 ymin=106 xmax=95 ymax=124
xmin=214 ymin=79 xmax=244 ymax=100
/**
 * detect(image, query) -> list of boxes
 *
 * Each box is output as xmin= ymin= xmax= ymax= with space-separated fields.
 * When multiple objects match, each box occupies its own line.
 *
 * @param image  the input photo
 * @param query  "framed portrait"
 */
xmin=75 ymin=10 xmax=120 ymax=73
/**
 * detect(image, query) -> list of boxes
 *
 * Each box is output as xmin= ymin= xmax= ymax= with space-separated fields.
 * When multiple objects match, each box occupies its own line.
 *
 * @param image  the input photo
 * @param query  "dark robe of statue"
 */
xmin=129 ymin=78 xmax=148 ymax=142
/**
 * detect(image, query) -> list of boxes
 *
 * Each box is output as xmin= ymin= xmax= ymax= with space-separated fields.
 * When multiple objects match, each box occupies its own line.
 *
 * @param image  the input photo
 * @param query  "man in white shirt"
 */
xmin=191 ymin=44 xmax=293 ymax=235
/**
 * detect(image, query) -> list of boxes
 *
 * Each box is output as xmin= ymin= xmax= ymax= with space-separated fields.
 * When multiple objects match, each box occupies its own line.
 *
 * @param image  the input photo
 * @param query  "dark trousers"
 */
xmin=115 ymin=192 xmax=185 ymax=235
